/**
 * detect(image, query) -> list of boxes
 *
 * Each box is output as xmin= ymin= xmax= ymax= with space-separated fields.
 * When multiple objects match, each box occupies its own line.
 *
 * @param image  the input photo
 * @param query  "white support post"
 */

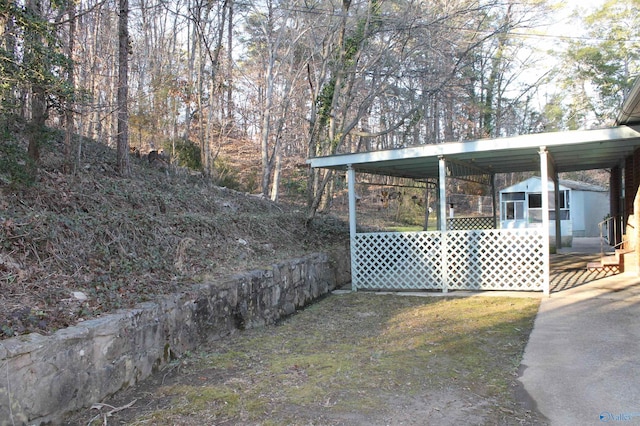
xmin=423 ymin=185 xmax=431 ymax=231
xmin=347 ymin=165 xmax=357 ymax=238
xmin=491 ymin=173 xmax=498 ymax=229
xmin=539 ymin=147 xmax=551 ymax=296
xmin=347 ymin=165 xmax=357 ymax=291
xmin=554 ymin=172 xmax=562 ymax=250
xmin=438 ymin=156 xmax=448 ymax=293
xmin=438 ymin=156 xmax=448 ymax=232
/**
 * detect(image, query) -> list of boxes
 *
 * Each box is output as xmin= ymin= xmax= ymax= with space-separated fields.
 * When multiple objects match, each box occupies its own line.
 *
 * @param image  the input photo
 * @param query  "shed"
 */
xmin=499 ymin=177 xmax=609 ymax=246
xmin=562 ymin=179 xmax=609 ymax=238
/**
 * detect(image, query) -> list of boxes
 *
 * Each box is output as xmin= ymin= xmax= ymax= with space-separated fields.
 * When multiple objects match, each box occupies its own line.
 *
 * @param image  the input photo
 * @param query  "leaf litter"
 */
xmin=0 ymin=137 xmax=348 ymax=338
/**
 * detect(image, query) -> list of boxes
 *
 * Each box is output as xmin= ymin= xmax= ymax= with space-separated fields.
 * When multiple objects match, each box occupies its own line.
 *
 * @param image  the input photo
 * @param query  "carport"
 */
xmin=308 ymin=125 xmax=640 ymax=295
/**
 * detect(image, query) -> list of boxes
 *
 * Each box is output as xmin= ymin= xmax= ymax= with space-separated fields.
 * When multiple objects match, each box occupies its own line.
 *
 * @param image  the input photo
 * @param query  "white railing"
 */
xmin=598 ymin=215 xmax=624 ymax=254
xmin=352 ymin=229 xmax=545 ymax=292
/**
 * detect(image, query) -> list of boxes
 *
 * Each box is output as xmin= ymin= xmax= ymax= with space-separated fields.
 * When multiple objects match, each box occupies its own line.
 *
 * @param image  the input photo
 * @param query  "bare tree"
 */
xmin=64 ymin=0 xmax=76 ymax=173
xmin=2 ymin=0 xmax=559 ymax=198
xmin=117 ymin=0 xmax=131 ymax=175
xmin=241 ymin=0 xmax=309 ymax=198
xmin=24 ymin=0 xmax=47 ymax=166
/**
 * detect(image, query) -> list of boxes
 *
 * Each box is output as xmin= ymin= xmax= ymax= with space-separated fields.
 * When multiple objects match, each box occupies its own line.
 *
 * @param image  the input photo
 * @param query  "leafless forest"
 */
xmin=2 ymin=0 xmax=638 ymax=209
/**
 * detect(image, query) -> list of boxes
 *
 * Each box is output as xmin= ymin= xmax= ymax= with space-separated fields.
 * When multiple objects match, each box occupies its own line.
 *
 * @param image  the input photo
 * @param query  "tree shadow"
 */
xmin=550 ymin=253 xmax=617 ymax=293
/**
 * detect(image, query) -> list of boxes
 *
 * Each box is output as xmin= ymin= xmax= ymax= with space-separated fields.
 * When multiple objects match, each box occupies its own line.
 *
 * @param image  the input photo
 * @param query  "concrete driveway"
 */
xmin=518 ymin=271 xmax=640 ymax=425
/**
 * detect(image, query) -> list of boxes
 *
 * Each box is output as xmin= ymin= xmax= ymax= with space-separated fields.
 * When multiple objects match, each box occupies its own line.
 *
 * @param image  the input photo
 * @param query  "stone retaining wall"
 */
xmin=0 ymin=249 xmax=350 ymax=425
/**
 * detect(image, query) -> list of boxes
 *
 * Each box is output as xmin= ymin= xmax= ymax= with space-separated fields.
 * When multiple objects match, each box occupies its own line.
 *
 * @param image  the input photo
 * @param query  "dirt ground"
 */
xmin=66 ymin=292 xmax=547 ymax=426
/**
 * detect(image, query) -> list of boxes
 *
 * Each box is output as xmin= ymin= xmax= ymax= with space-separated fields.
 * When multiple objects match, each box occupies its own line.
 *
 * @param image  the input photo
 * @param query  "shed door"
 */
xmin=501 ymin=192 xmax=526 ymax=228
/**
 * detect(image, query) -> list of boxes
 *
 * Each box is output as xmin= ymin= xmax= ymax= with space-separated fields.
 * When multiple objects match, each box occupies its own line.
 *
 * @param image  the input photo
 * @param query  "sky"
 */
xmin=532 ymin=0 xmax=607 ymax=57
xmin=514 ymin=0 xmax=609 ymax=125
xmin=544 ymin=0 xmax=605 ymax=37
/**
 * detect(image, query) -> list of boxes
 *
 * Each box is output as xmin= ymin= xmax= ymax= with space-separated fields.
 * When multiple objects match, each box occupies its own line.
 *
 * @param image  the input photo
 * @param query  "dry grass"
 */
xmin=68 ymin=292 xmax=544 ymax=425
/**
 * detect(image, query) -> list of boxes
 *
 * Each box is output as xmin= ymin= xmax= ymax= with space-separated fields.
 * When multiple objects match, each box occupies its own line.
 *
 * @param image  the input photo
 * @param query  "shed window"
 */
xmin=503 ymin=192 xmax=525 ymax=201
xmin=503 ymin=200 xmax=525 ymax=220
xmin=527 ymin=190 xmax=570 ymax=222
xmin=529 ymin=193 xmax=542 ymax=208
xmin=558 ymin=191 xmax=569 ymax=209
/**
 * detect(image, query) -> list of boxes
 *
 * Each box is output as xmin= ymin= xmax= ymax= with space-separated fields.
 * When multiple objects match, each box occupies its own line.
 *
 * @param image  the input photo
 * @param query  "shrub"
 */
xmin=0 ymin=128 xmax=36 ymax=187
xmin=164 ymin=138 xmax=202 ymax=171
xmin=213 ymin=156 xmax=243 ymax=191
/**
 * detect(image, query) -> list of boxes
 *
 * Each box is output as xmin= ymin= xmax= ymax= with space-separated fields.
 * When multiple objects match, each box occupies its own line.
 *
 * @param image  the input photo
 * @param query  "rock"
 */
xmin=72 ymin=291 xmax=88 ymax=302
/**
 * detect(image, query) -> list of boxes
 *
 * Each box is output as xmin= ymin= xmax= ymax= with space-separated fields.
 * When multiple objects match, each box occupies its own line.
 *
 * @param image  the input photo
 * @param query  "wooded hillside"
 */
xmin=1 ymin=0 xmax=637 ymax=207
xmin=0 ymin=131 xmax=348 ymax=338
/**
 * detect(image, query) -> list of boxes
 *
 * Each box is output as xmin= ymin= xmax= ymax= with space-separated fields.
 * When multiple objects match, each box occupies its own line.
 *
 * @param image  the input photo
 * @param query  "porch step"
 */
xmin=587 ymin=262 xmax=620 ymax=273
xmin=586 ymin=248 xmax=631 ymax=273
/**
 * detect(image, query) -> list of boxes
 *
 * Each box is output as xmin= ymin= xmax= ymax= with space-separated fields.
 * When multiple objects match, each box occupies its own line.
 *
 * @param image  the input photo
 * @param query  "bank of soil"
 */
xmin=0 ymin=137 xmax=348 ymax=339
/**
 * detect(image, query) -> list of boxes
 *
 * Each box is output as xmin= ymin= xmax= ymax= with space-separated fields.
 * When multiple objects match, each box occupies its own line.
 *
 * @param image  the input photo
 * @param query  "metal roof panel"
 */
xmin=308 ymin=125 xmax=640 ymax=178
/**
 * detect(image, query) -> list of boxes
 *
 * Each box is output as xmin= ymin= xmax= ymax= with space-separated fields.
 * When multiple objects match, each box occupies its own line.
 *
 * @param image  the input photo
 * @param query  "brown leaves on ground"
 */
xmin=0 ymin=138 xmax=349 ymax=339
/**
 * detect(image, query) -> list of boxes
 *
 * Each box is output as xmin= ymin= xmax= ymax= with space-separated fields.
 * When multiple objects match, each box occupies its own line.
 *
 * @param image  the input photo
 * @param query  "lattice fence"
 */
xmin=352 ymin=229 xmax=545 ymax=291
xmin=445 ymin=230 xmax=545 ymax=291
xmin=352 ymin=232 xmax=442 ymax=290
xmin=447 ymin=216 xmax=495 ymax=230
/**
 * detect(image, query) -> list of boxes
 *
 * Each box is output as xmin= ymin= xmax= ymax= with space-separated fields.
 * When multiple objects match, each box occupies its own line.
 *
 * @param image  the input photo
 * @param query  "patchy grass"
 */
xmin=386 ymin=225 xmax=424 ymax=232
xmin=69 ymin=292 xmax=544 ymax=425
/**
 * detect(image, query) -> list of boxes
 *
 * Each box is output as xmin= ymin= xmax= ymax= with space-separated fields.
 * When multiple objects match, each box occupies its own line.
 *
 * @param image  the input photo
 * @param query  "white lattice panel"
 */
xmin=447 ymin=216 xmax=494 ymax=230
xmin=352 ymin=229 xmax=545 ymax=292
xmin=446 ymin=230 xmax=545 ymax=291
xmin=352 ymin=232 xmax=442 ymax=290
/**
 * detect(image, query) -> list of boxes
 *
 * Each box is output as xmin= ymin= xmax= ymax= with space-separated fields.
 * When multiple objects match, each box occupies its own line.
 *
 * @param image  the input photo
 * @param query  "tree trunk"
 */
xmin=1 ymin=0 xmax=17 ymax=113
xmin=64 ymin=2 xmax=76 ymax=174
xmin=186 ymin=0 xmax=198 ymax=142
xmin=306 ymin=2 xmax=349 ymax=219
xmin=260 ymin=51 xmax=275 ymax=196
xmin=117 ymin=0 xmax=130 ymax=176
xmin=483 ymin=4 xmax=511 ymax=138
xmin=270 ymin=144 xmax=282 ymax=202
xmin=26 ymin=0 xmax=46 ymax=168
xmin=226 ymin=0 xmax=234 ymax=121
xmin=27 ymin=84 xmax=46 ymax=163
